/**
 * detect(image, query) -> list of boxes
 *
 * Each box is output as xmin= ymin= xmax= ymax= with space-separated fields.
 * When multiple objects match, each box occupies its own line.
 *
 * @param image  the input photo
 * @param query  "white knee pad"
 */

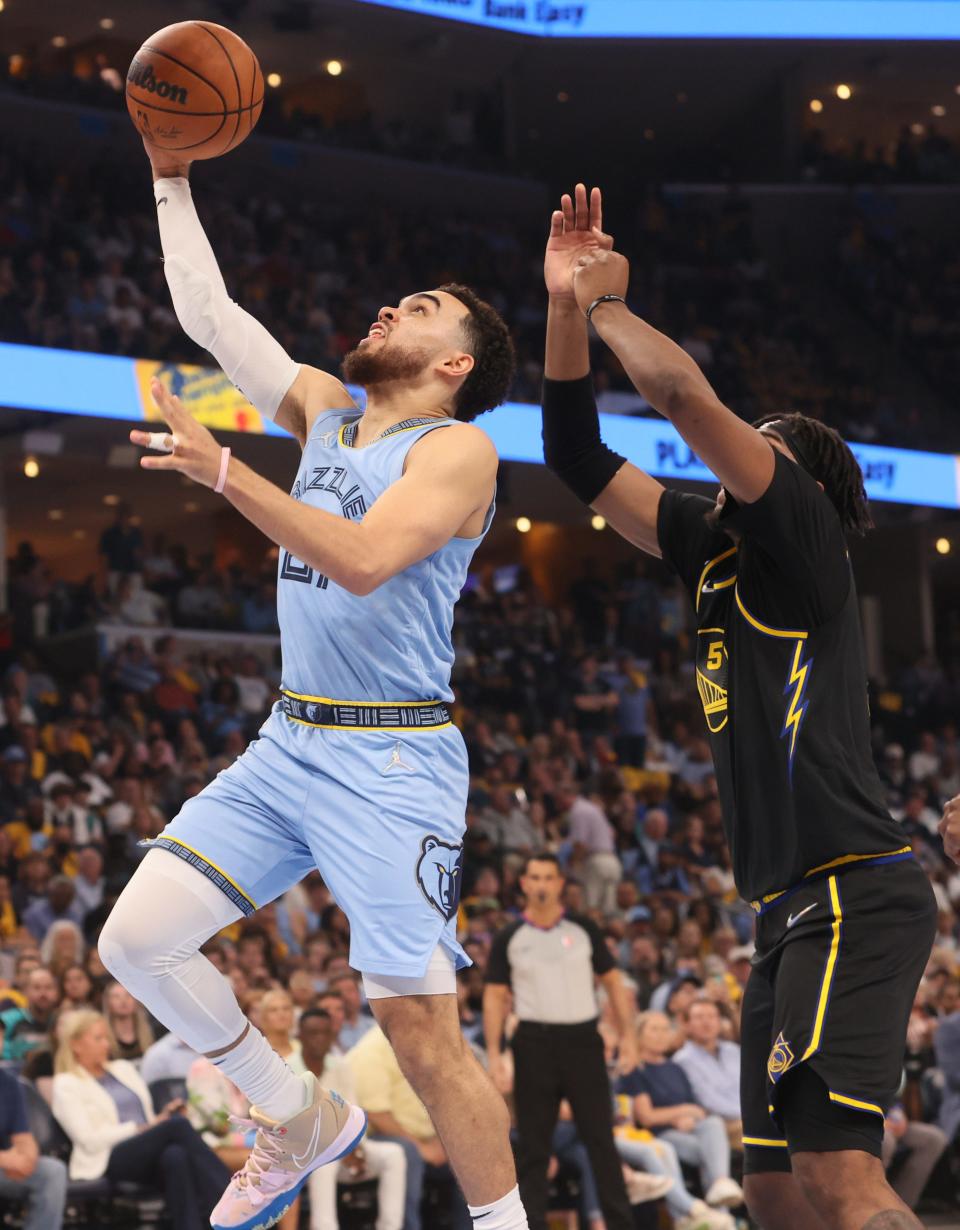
xmin=99 ymin=847 xmax=233 ymax=977
xmin=362 ymin=944 xmax=457 ymax=1000
xmin=98 ymin=847 xmax=246 ymax=1053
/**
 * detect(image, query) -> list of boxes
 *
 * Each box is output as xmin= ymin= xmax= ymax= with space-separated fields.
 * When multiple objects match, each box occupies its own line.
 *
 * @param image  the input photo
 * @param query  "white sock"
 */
xmin=467 ymin=1184 xmax=529 ymax=1230
xmin=212 ymin=1023 xmax=308 ymax=1122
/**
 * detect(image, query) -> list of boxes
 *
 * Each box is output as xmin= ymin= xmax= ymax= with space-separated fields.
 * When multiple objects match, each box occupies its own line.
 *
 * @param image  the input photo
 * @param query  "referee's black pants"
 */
xmin=512 ymin=1020 xmax=633 ymax=1230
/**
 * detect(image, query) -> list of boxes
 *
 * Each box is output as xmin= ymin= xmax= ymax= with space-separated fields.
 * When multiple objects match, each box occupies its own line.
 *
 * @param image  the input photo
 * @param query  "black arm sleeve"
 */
xmin=541 ymin=375 xmax=627 ymax=504
xmin=484 ymin=923 xmax=518 ymax=986
xmin=570 ymin=912 xmax=616 ymax=976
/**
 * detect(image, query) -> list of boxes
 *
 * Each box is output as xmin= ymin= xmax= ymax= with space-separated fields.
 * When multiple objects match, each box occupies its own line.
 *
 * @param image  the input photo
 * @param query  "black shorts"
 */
xmin=740 ymin=857 xmax=936 ymax=1174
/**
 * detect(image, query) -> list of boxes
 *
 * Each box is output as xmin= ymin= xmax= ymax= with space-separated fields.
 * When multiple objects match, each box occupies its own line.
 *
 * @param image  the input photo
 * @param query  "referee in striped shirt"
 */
xmin=484 ymin=852 xmax=637 ymax=1230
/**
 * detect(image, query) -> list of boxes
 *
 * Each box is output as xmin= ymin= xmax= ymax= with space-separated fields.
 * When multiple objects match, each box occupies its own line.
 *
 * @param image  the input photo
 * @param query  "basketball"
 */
xmin=126 ymin=21 xmax=263 ymax=161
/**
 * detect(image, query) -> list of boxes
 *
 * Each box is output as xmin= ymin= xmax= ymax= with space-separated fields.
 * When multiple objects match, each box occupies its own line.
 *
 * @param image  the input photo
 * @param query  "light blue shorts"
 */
xmin=144 ymin=706 xmax=470 ymax=977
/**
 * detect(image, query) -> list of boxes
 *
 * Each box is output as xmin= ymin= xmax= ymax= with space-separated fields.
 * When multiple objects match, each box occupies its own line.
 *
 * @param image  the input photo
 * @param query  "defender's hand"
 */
xmin=544 ymin=183 xmax=613 ymax=301
xmin=572 ymin=248 xmax=630 ymax=317
xmin=939 ymin=795 xmax=960 ymax=864
xmin=131 ymin=379 xmax=223 ymax=489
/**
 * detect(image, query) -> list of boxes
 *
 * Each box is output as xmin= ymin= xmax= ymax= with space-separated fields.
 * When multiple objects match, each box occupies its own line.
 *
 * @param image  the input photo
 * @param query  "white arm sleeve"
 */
xmin=154 ymin=177 xmax=300 ymax=420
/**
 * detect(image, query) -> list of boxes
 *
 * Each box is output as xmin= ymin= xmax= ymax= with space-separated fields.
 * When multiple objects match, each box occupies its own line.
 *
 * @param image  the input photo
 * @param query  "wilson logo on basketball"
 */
xmin=127 ymin=59 xmax=189 ymax=106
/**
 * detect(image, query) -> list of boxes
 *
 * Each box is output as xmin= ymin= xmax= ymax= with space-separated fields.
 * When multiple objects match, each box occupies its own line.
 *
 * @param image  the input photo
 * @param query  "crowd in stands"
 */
xmin=9 ymin=57 xmax=960 ymax=190
xmin=833 ymin=197 xmax=960 ymax=419
xmin=8 ymin=512 xmax=281 ymax=643
xmin=0 ymin=62 xmax=509 ymax=174
xmin=0 ymin=123 xmax=953 ymax=452
xmin=802 ymin=124 xmax=960 ymax=186
xmin=1 ymin=528 xmax=960 ymax=1227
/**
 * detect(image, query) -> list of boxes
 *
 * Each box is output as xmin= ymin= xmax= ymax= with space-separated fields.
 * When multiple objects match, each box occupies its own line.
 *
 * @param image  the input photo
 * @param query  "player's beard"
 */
xmin=342 ymin=340 xmax=432 ymax=388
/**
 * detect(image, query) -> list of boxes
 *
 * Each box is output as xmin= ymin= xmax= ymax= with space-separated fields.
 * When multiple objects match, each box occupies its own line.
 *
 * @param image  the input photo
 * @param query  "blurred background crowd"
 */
xmin=2 ymin=535 xmax=960 ymax=1227
xmin=0 ymin=1 xmax=958 ymax=1226
xmin=0 ymin=135 xmax=955 ymax=451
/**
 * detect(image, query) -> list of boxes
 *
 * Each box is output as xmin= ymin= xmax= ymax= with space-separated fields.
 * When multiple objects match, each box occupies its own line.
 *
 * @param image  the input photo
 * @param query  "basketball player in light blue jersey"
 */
xmin=98 ymin=145 xmax=527 ymax=1230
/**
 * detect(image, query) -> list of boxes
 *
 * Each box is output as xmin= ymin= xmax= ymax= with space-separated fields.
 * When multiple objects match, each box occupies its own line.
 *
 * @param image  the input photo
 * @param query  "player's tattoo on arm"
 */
xmin=860 ymin=1212 xmax=923 ymax=1229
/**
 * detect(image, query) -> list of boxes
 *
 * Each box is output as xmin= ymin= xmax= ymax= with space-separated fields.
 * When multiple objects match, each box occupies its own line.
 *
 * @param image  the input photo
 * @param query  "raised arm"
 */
xmin=145 ymin=144 xmax=355 ymax=446
xmin=541 ymin=185 xmax=665 ymax=557
xmin=572 ymin=245 xmax=775 ymax=506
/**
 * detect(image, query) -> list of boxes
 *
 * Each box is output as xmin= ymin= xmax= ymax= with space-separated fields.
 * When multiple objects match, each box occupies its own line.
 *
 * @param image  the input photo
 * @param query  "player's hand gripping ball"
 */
xmin=126 ymin=21 xmax=263 ymax=160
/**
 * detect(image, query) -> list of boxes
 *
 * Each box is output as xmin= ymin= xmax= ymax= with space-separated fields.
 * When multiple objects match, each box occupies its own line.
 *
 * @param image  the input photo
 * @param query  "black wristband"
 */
xmin=541 ymin=375 xmax=627 ymax=505
xmin=585 ymin=294 xmax=626 ymax=324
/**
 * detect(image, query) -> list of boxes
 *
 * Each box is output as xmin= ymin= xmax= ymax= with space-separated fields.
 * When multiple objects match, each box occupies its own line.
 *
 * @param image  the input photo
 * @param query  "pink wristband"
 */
xmin=214 ymin=446 xmax=231 ymax=494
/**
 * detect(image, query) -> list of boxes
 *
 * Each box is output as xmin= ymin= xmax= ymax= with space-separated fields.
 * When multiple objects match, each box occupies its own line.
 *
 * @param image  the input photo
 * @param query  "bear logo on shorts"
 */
xmin=416 ymin=836 xmax=464 ymax=922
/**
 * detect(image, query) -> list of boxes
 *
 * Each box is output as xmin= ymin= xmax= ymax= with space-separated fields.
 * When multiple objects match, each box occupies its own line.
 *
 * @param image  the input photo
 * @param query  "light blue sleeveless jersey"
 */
xmin=146 ymin=407 xmax=489 ymax=976
xmin=276 ymin=409 xmax=493 ymax=703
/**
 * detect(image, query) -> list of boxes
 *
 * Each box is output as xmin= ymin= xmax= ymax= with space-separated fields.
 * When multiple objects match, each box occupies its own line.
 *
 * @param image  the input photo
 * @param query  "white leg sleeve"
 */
xmin=98 ymin=847 xmax=248 ymax=1052
xmin=100 ymin=848 xmax=308 ymax=1120
xmin=154 ymin=177 xmax=299 ymax=419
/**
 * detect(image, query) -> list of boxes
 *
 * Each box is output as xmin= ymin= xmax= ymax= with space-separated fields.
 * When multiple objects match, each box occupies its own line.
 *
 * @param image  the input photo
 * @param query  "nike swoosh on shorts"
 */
xmin=786 ymin=902 xmax=818 ymax=928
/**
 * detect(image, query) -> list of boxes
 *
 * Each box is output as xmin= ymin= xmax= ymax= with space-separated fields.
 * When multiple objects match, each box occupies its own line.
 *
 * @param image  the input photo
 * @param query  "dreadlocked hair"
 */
xmin=753 ymin=412 xmax=873 ymax=536
xmin=436 ymin=283 xmax=516 ymax=422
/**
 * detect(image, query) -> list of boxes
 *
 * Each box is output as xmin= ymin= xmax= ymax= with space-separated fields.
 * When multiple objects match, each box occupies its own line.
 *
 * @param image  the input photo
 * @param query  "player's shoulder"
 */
xmin=658 ymin=488 xmax=719 ymax=532
xmin=407 ymin=417 xmax=498 ymax=470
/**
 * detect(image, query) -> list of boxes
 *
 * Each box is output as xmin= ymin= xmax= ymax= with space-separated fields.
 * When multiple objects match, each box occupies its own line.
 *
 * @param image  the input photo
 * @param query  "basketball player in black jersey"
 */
xmin=541 ymin=185 xmax=937 ymax=1230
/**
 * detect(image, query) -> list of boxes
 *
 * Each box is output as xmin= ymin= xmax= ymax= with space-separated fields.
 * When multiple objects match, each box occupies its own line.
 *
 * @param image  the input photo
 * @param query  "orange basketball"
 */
xmin=126 ymin=21 xmax=263 ymax=160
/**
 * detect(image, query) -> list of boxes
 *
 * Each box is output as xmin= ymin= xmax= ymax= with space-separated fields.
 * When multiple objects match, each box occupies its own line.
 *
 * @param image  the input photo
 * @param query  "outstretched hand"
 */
xmin=130 ymin=378 xmax=223 ymax=489
xmin=544 ymin=183 xmax=613 ymax=301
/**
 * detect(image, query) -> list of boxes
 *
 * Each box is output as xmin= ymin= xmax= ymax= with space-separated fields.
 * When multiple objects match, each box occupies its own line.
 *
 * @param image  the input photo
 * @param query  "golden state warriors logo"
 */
xmin=696 ymin=630 xmax=729 ymax=733
xmin=767 ymin=1032 xmax=795 ymax=1083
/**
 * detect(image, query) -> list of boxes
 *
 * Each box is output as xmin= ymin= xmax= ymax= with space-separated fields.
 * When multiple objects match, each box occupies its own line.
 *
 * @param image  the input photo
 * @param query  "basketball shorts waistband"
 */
xmin=280 ymin=688 xmax=452 ymax=731
xmin=750 ymin=846 xmax=914 ymax=915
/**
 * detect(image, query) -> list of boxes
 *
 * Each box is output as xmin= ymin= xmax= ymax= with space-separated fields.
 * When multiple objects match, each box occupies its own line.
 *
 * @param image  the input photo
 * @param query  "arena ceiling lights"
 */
xmin=350 ymin=0 xmax=960 ymax=40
